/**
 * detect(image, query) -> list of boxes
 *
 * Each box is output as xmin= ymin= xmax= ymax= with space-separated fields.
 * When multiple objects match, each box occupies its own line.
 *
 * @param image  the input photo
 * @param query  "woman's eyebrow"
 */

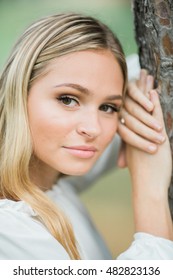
xmin=106 ymin=95 xmax=123 ymax=101
xmin=54 ymin=82 xmax=123 ymax=100
xmin=53 ymin=83 xmax=90 ymax=95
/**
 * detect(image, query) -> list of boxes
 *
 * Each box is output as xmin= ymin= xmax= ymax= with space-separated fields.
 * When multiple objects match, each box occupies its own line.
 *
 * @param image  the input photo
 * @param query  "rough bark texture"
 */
xmin=133 ymin=0 xmax=173 ymax=218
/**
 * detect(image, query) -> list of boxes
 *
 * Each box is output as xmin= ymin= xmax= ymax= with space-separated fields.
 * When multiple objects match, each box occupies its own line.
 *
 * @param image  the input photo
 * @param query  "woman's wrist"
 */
xmin=132 ymin=180 xmax=169 ymax=200
xmin=133 ymin=189 xmax=173 ymax=241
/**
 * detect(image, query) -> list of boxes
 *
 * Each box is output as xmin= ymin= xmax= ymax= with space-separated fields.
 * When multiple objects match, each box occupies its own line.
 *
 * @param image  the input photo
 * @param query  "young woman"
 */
xmin=0 ymin=13 xmax=172 ymax=260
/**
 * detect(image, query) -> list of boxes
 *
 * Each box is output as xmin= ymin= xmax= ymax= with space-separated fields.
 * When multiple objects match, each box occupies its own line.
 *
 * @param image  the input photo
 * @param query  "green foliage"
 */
xmin=0 ymin=0 xmax=137 ymax=67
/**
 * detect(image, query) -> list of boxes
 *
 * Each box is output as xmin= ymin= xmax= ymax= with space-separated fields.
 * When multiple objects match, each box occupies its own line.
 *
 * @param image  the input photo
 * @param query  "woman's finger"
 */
xmin=123 ymin=97 xmax=162 ymax=131
xmin=118 ymin=120 xmax=158 ymax=153
xmin=120 ymin=110 xmax=165 ymax=144
xmin=137 ymin=69 xmax=148 ymax=92
xmin=127 ymin=82 xmax=154 ymax=112
xmin=150 ymin=90 xmax=166 ymax=132
xmin=145 ymin=75 xmax=154 ymax=96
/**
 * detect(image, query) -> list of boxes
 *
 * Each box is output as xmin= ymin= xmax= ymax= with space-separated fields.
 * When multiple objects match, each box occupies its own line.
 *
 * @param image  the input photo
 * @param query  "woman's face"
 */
xmin=28 ymin=50 xmax=124 ymax=181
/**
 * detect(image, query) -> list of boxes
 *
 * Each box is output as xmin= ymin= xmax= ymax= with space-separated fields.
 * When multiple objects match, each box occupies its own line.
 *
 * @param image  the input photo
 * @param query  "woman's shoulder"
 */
xmin=0 ymin=198 xmax=36 ymax=217
xmin=0 ymin=199 xmax=70 ymax=260
xmin=0 ymin=199 xmax=41 ymax=232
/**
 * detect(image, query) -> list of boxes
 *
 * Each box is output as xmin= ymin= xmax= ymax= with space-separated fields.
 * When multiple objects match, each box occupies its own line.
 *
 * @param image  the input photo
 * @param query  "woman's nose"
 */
xmin=76 ymin=112 xmax=101 ymax=139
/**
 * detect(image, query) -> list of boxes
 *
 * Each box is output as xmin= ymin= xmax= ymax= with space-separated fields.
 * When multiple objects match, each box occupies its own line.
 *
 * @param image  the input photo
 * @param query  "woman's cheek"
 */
xmin=102 ymin=121 xmax=118 ymax=147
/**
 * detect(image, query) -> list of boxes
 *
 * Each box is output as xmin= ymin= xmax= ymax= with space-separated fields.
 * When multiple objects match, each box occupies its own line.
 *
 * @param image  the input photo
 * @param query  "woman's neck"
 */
xmin=29 ymin=157 xmax=59 ymax=191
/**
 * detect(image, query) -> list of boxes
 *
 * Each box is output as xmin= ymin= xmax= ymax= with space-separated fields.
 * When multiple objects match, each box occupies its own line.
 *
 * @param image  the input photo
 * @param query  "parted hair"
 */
xmin=0 ymin=13 xmax=127 ymax=259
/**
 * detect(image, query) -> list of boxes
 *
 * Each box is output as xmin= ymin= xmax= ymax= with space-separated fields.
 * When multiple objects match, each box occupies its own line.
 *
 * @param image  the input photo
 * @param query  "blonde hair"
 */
xmin=0 ymin=13 xmax=127 ymax=259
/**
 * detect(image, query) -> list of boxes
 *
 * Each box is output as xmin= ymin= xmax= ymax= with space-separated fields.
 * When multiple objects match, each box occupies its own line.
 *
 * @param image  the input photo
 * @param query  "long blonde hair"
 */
xmin=0 ymin=13 xmax=127 ymax=259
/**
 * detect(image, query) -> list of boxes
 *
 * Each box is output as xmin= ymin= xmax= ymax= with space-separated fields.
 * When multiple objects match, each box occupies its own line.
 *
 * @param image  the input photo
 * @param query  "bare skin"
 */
xmin=118 ymin=70 xmax=173 ymax=240
xmin=28 ymin=50 xmax=124 ymax=190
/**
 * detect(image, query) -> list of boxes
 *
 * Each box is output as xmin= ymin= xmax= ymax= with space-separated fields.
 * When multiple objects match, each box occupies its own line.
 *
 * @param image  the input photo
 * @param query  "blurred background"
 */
xmin=0 ymin=0 xmax=138 ymax=258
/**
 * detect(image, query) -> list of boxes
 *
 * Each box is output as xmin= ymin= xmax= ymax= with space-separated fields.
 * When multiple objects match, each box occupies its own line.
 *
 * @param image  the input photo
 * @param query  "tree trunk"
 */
xmin=133 ymin=0 xmax=173 ymax=218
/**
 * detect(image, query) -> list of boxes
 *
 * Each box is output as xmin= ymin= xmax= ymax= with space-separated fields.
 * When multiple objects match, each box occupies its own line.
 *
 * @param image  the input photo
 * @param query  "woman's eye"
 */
xmin=57 ymin=96 xmax=79 ymax=107
xmin=100 ymin=104 xmax=119 ymax=114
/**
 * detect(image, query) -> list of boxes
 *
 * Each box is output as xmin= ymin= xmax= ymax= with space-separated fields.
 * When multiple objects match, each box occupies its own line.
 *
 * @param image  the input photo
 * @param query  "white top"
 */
xmin=0 ymin=135 xmax=173 ymax=260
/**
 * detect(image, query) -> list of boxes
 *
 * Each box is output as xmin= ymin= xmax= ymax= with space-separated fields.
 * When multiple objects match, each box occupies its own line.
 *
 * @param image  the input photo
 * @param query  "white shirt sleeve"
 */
xmin=117 ymin=233 xmax=173 ymax=260
xmin=1 ymin=201 xmax=173 ymax=259
xmin=0 ymin=206 xmax=70 ymax=260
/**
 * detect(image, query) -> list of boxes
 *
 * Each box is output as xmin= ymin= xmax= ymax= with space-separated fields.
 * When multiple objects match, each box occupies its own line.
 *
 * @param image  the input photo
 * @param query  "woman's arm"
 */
xmin=117 ymin=71 xmax=173 ymax=259
xmin=127 ymin=89 xmax=173 ymax=240
xmin=121 ymin=70 xmax=173 ymax=239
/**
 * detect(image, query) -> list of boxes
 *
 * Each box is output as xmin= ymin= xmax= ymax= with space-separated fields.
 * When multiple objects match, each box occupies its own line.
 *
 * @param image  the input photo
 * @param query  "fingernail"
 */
xmin=153 ymin=123 xmax=162 ymax=131
xmin=156 ymin=134 xmax=165 ymax=143
xmin=148 ymin=145 xmax=157 ymax=152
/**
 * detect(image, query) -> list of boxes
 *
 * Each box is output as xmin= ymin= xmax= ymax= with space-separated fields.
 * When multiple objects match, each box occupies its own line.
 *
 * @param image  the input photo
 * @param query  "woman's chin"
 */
xmin=61 ymin=165 xmax=93 ymax=177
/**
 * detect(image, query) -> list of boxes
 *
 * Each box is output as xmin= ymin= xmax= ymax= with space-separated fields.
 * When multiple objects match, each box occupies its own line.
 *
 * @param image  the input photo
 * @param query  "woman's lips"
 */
xmin=63 ymin=145 xmax=97 ymax=159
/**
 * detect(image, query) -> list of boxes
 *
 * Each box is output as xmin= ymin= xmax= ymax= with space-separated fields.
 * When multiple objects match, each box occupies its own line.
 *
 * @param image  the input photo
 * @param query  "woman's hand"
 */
xmin=127 ymin=90 xmax=172 ymax=195
xmin=126 ymin=90 xmax=173 ymax=240
xmin=118 ymin=70 xmax=166 ymax=155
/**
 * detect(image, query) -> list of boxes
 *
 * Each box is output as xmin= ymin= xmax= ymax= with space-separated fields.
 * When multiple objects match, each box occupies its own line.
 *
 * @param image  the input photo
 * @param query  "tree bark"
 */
xmin=133 ymin=0 xmax=173 ymax=218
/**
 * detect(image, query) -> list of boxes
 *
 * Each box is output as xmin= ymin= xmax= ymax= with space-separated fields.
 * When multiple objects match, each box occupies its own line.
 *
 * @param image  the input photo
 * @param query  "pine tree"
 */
xmin=133 ymin=0 xmax=173 ymax=218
